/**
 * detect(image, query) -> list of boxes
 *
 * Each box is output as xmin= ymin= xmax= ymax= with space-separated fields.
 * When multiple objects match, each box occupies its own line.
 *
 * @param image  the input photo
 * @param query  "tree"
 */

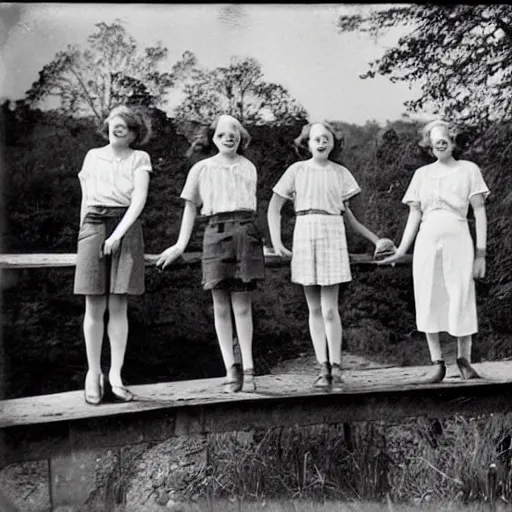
xmin=173 ymin=56 xmax=308 ymax=126
xmin=25 ymin=20 xmax=195 ymax=122
xmin=338 ymin=5 xmax=512 ymax=129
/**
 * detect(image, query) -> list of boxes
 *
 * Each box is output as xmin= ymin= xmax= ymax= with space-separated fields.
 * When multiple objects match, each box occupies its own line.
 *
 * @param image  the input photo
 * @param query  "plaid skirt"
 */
xmin=73 ymin=206 xmax=145 ymax=296
xmin=291 ymin=214 xmax=351 ymax=286
xmin=202 ymin=210 xmax=265 ymax=291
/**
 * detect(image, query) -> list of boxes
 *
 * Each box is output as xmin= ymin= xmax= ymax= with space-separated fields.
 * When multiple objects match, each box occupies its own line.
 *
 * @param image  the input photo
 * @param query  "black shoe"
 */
xmin=456 ymin=357 xmax=480 ymax=380
xmin=227 ymin=363 xmax=243 ymax=392
xmin=314 ymin=362 xmax=331 ymax=388
xmin=424 ymin=360 xmax=446 ymax=384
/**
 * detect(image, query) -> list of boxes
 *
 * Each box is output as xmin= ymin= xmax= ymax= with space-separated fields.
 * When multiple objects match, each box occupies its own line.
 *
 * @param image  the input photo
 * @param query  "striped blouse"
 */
xmin=180 ymin=155 xmax=257 ymax=215
xmin=79 ymin=147 xmax=152 ymax=207
xmin=273 ymin=160 xmax=361 ymax=214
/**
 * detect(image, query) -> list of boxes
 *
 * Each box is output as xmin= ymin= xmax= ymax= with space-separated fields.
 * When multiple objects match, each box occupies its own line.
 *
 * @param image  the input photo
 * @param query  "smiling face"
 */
xmin=308 ymin=123 xmax=334 ymax=161
xmin=212 ymin=118 xmax=241 ymax=156
xmin=429 ymin=125 xmax=455 ymax=161
xmin=108 ymin=115 xmax=136 ymax=148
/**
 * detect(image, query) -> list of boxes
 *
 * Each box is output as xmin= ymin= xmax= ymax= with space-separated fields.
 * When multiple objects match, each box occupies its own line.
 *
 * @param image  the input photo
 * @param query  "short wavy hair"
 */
xmin=186 ymin=114 xmax=251 ymax=159
xmin=99 ymin=105 xmax=152 ymax=146
xmin=293 ymin=121 xmax=345 ymax=160
xmin=418 ymin=119 xmax=469 ymax=157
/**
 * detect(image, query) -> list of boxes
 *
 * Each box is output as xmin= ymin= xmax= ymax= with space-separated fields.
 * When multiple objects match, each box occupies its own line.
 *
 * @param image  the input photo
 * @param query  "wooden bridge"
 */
xmin=1 ymin=250 xmax=512 ymax=510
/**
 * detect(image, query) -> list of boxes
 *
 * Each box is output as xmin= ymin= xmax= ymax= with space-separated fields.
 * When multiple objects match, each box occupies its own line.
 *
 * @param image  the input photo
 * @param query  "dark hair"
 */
xmin=186 ymin=114 xmax=251 ymax=159
xmin=293 ymin=121 xmax=345 ymax=161
xmin=99 ymin=105 xmax=152 ymax=146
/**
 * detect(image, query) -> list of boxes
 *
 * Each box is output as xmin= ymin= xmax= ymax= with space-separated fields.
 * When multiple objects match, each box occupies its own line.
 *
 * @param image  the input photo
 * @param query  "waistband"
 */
xmin=296 ymin=209 xmax=343 ymax=216
xmin=84 ymin=206 xmax=128 ymax=223
xmin=206 ymin=210 xmax=256 ymax=225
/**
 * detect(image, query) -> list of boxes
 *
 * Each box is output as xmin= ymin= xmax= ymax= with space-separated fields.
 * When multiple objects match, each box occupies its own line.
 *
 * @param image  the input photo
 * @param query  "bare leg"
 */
xmin=320 ymin=284 xmax=342 ymax=366
xmin=456 ymin=334 xmax=479 ymax=379
xmin=457 ymin=335 xmax=472 ymax=361
xmin=303 ymin=285 xmax=328 ymax=364
xmin=212 ymin=289 xmax=236 ymax=375
xmin=424 ymin=332 xmax=445 ymax=383
xmin=426 ymin=332 xmax=443 ymax=362
xmin=83 ymin=295 xmax=107 ymax=403
xmin=107 ymin=294 xmax=128 ymax=389
xmin=231 ymin=291 xmax=253 ymax=371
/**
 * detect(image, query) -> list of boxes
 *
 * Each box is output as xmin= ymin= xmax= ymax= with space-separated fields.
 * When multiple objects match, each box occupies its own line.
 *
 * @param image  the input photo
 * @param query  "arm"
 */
xmin=102 ymin=169 xmax=150 ymax=256
xmin=156 ymin=200 xmax=197 ymax=269
xmin=344 ymin=204 xmax=379 ymax=245
xmin=79 ymin=179 xmax=87 ymax=227
xmin=267 ymin=192 xmax=292 ymax=257
xmin=470 ymin=193 xmax=487 ymax=278
xmin=378 ymin=204 xmax=422 ymax=264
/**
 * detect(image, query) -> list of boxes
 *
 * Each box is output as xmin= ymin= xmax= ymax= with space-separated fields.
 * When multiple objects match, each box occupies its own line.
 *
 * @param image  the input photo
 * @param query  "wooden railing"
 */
xmin=0 ymin=249 xmax=412 ymax=269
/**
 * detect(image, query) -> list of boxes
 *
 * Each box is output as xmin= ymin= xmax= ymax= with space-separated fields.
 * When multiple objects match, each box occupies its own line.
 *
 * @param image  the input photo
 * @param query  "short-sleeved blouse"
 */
xmin=272 ymin=160 xmax=361 ymax=214
xmin=180 ymin=155 xmax=257 ymax=216
xmin=79 ymin=147 xmax=152 ymax=207
xmin=402 ymin=160 xmax=490 ymax=221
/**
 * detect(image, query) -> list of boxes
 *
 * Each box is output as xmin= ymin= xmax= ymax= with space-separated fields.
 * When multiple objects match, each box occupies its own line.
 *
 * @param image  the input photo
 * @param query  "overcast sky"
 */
xmin=1 ymin=3 xmax=421 ymax=126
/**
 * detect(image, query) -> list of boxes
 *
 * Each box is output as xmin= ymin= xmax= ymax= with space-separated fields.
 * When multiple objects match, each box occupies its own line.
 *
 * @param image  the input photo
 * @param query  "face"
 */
xmin=213 ymin=121 xmax=241 ymax=156
xmin=308 ymin=124 xmax=334 ymax=160
xmin=430 ymin=126 xmax=455 ymax=160
xmin=108 ymin=115 xmax=136 ymax=147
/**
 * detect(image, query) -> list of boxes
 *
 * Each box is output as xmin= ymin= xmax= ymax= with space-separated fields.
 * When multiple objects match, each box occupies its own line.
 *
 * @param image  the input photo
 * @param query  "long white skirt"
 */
xmin=291 ymin=214 xmax=351 ymax=286
xmin=413 ymin=211 xmax=478 ymax=336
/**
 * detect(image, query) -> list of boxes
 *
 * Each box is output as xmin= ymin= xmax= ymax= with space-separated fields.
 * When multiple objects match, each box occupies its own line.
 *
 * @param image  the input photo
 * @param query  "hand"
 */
xmin=101 ymin=236 xmax=121 ymax=258
xmin=373 ymin=238 xmax=397 ymax=261
xmin=377 ymin=249 xmax=406 ymax=266
xmin=473 ymin=256 xmax=486 ymax=279
xmin=273 ymin=244 xmax=292 ymax=258
xmin=156 ymin=244 xmax=185 ymax=270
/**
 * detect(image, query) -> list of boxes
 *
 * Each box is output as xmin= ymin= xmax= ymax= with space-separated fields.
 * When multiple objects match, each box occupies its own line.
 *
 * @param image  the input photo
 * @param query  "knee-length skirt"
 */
xmin=73 ymin=206 xmax=145 ymax=296
xmin=291 ymin=214 xmax=351 ymax=286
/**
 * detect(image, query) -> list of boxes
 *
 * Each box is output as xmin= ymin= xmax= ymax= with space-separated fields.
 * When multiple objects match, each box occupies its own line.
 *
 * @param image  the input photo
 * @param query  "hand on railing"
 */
xmin=266 ymin=244 xmax=292 ymax=259
xmin=373 ymin=238 xmax=397 ymax=262
xmin=155 ymin=244 xmax=185 ymax=270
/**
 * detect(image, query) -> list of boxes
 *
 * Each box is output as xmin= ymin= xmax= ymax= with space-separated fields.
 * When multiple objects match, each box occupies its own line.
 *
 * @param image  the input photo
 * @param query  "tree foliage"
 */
xmin=338 ymin=5 xmax=512 ymax=128
xmin=25 ymin=20 xmax=195 ymax=122
xmin=173 ymin=55 xmax=308 ymax=126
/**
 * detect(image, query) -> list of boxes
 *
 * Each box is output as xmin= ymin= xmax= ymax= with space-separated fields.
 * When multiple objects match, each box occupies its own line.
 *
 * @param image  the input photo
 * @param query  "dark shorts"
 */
xmin=73 ymin=206 xmax=145 ymax=296
xmin=202 ymin=210 xmax=265 ymax=292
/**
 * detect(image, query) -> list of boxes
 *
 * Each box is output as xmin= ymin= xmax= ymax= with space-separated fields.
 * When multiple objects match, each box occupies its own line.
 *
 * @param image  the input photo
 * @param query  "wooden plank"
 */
xmin=0 ymin=250 xmax=412 ymax=269
xmin=3 ymin=363 xmax=512 ymax=465
xmin=1 ymin=361 xmax=510 ymax=429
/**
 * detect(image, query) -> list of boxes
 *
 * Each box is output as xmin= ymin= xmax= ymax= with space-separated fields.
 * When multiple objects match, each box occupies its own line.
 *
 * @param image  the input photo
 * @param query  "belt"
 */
xmin=296 ymin=209 xmax=343 ymax=216
xmin=207 ymin=210 xmax=256 ymax=226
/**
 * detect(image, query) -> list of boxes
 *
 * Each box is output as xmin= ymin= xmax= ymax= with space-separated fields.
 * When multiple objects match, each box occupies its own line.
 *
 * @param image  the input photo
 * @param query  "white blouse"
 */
xmin=272 ymin=160 xmax=361 ymax=214
xmin=180 ymin=155 xmax=257 ymax=215
xmin=79 ymin=147 xmax=152 ymax=207
xmin=402 ymin=160 xmax=490 ymax=221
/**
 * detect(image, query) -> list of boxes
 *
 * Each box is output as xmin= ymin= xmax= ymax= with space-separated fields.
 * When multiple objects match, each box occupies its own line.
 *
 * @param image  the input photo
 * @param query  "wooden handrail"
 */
xmin=0 ymin=250 xmax=412 ymax=269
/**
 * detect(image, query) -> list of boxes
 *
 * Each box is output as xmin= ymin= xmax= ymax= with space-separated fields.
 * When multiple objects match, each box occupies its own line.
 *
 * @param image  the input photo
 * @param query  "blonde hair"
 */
xmin=186 ymin=114 xmax=251 ymax=158
xmin=293 ymin=121 xmax=345 ymax=159
xmin=99 ymin=105 xmax=152 ymax=146
xmin=418 ymin=120 xmax=459 ymax=149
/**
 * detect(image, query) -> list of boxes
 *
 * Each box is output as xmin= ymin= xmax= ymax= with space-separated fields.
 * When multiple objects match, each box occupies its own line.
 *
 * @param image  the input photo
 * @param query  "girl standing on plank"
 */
xmin=379 ymin=120 xmax=489 ymax=383
xmin=156 ymin=114 xmax=265 ymax=392
xmin=268 ymin=121 xmax=395 ymax=388
xmin=74 ymin=105 xmax=153 ymax=404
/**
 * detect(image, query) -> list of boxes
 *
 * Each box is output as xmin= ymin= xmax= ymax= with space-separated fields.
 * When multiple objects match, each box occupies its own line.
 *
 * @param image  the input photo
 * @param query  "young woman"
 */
xmin=74 ymin=105 xmax=152 ymax=404
xmin=379 ymin=120 xmax=489 ymax=383
xmin=156 ymin=114 xmax=265 ymax=392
